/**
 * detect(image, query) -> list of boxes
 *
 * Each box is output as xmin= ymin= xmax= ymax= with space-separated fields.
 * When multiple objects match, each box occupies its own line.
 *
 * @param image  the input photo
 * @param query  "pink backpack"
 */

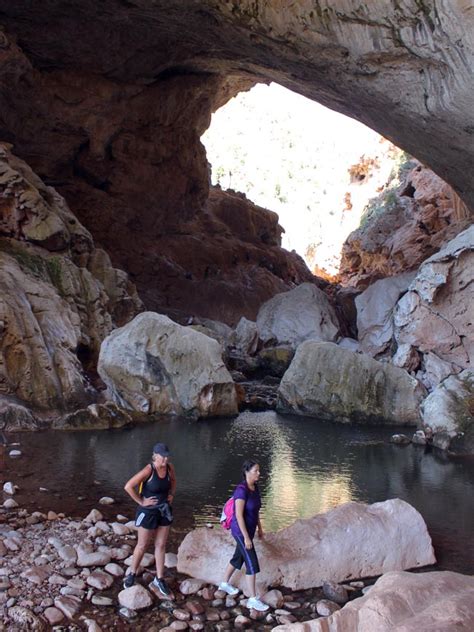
xmin=219 ymin=497 xmax=235 ymax=530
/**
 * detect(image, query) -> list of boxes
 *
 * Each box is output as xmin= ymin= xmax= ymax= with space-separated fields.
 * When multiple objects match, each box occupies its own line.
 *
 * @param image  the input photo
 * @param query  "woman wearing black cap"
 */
xmin=123 ymin=442 xmax=176 ymax=597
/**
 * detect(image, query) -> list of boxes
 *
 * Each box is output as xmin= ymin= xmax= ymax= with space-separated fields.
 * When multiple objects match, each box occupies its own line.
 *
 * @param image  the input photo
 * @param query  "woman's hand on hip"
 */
xmin=141 ymin=496 xmax=158 ymax=507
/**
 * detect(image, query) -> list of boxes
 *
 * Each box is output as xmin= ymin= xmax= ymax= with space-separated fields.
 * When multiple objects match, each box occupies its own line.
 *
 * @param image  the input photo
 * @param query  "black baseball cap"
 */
xmin=153 ymin=442 xmax=170 ymax=457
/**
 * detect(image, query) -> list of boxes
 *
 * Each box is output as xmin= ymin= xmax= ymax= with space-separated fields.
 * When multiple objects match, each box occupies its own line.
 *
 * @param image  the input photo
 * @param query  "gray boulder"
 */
xmin=256 ymin=283 xmax=340 ymax=348
xmin=231 ymin=317 xmax=259 ymax=355
xmin=356 ymin=272 xmax=415 ymax=357
xmin=98 ymin=312 xmax=238 ymax=418
xmin=421 ymin=369 xmax=474 ymax=454
xmin=277 ymin=341 xmax=425 ymax=425
xmin=394 ymin=226 xmax=474 ymax=370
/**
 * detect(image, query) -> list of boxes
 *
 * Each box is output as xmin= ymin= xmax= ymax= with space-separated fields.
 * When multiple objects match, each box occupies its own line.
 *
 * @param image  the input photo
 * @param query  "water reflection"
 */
xmin=6 ymin=411 xmax=474 ymax=574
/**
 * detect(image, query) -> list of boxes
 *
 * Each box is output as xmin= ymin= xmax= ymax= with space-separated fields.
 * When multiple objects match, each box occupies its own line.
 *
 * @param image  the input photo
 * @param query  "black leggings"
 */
xmin=230 ymin=534 xmax=260 ymax=575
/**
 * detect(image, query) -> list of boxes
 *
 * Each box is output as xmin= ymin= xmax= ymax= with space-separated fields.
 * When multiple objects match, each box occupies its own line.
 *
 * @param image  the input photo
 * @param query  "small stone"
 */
xmin=250 ymin=609 xmax=266 ymax=620
xmin=91 ymin=595 xmax=114 ymax=606
xmin=99 ymin=496 xmax=115 ymax=505
xmin=3 ymin=482 xmax=16 ymax=495
xmin=234 ymin=614 xmax=251 ymax=628
xmin=0 ymin=576 xmax=11 ymax=590
xmin=349 ymin=581 xmax=365 ymax=589
xmin=390 ymin=433 xmax=411 ymax=445
xmin=104 ymin=562 xmax=124 ymax=577
xmin=48 ymin=573 xmax=68 ymax=586
xmin=82 ymin=618 xmax=103 ymax=632
xmin=86 ymin=570 xmax=114 ymax=590
xmin=9 ymin=450 xmax=22 ymax=457
xmin=180 ymin=578 xmax=206 ymax=595
xmin=84 ymin=509 xmax=104 ymax=523
xmin=3 ymin=498 xmax=18 ymax=509
xmin=76 ymin=543 xmax=111 ymax=567
xmin=118 ymin=585 xmax=153 ymax=610
xmin=54 ymin=595 xmax=82 ymax=619
xmin=284 ymin=601 xmax=301 ymax=610
xmin=185 ymin=600 xmax=204 ymax=615
xmin=21 ymin=566 xmax=51 ymax=584
xmin=316 ymin=599 xmax=341 ymax=616
xmin=47 ymin=511 xmax=59 ymax=520
xmin=225 ymin=596 xmax=236 ymax=607
xmin=165 ymin=552 xmax=178 ymax=568
xmin=8 ymin=605 xmax=46 ymax=630
xmin=44 ymin=606 xmax=65 ymax=624
xmin=173 ymin=608 xmax=191 ymax=621
xmin=322 ymin=581 xmax=349 ymax=604
xmin=412 ymin=429 xmax=427 ymax=445
xmin=170 ymin=621 xmax=188 ymax=630
xmin=111 ymin=522 xmax=129 ymax=535
xmin=116 ymin=514 xmax=129 ymax=522
xmin=206 ymin=608 xmax=221 ymax=621
xmin=261 ymin=589 xmax=284 ymax=609
xmin=188 ymin=622 xmax=204 ymax=631
xmin=118 ymin=606 xmax=137 ymax=620
xmin=278 ymin=614 xmax=297 ymax=624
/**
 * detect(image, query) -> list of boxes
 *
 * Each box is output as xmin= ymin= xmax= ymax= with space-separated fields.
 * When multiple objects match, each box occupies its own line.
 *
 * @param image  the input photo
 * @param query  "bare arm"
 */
xmin=124 ymin=465 xmax=157 ymax=507
xmin=168 ymin=462 xmax=177 ymax=503
xmin=235 ymin=498 xmax=252 ymax=549
xmin=257 ymin=516 xmax=264 ymax=538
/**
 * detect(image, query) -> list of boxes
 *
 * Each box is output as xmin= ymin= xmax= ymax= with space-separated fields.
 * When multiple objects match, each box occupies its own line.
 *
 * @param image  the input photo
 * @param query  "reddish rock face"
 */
xmin=339 ymin=163 xmax=472 ymax=289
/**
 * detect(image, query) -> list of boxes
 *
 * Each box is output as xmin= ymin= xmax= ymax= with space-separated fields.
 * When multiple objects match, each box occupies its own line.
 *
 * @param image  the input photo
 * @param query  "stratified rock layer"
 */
xmin=273 ymin=571 xmax=474 ymax=632
xmin=98 ymin=312 xmax=238 ymax=418
xmin=277 ymin=342 xmax=425 ymax=425
xmin=177 ymin=499 xmax=435 ymax=592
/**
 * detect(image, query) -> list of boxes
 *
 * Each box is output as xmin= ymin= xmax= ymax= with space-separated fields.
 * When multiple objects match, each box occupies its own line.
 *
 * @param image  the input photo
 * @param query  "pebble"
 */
xmin=44 ymin=606 xmax=65 ymax=624
xmin=9 ymin=450 xmax=22 ymax=457
xmin=322 ymin=581 xmax=349 ymax=604
xmin=3 ymin=482 xmax=16 ymax=495
xmin=91 ymin=595 xmax=114 ymax=606
xmin=173 ymin=608 xmax=191 ymax=621
xmin=99 ymin=496 xmax=115 ymax=505
xmin=3 ymin=498 xmax=19 ymax=509
xmin=170 ymin=621 xmax=188 ymax=630
xmin=180 ymin=578 xmax=206 ymax=595
xmin=316 ymin=599 xmax=341 ymax=616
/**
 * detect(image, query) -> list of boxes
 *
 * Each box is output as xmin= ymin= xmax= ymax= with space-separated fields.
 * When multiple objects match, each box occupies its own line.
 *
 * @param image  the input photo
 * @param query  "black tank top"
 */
xmin=141 ymin=463 xmax=171 ymax=506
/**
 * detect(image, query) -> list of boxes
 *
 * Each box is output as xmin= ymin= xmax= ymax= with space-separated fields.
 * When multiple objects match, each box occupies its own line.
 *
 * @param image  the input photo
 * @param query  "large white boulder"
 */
xmin=177 ymin=499 xmax=435 ymax=592
xmin=394 ymin=225 xmax=474 ymax=370
xmin=356 ymin=272 xmax=415 ymax=357
xmin=277 ymin=341 xmax=425 ymax=425
xmin=98 ymin=312 xmax=238 ymax=418
xmin=256 ymin=283 xmax=340 ymax=348
xmin=273 ymin=570 xmax=474 ymax=631
xmin=421 ymin=369 xmax=474 ymax=453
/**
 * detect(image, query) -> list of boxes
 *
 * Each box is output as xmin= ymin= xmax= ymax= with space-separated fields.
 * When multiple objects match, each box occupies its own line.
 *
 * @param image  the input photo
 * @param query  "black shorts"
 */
xmin=230 ymin=534 xmax=260 ymax=575
xmin=135 ymin=503 xmax=173 ymax=530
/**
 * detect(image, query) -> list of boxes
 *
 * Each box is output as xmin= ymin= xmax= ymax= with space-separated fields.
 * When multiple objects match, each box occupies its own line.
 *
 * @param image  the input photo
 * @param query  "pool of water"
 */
xmin=4 ymin=411 xmax=474 ymax=574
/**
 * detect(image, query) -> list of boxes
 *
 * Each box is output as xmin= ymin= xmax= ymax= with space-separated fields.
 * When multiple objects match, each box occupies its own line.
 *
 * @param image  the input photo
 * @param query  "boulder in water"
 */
xmin=98 ymin=312 xmax=238 ymax=418
xmin=277 ymin=341 xmax=425 ymax=425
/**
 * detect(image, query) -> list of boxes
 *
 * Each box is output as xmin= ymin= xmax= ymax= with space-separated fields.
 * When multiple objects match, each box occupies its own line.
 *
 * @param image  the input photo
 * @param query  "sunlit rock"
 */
xmin=256 ymin=283 xmax=340 ymax=348
xmin=421 ymin=370 xmax=474 ymax=454
xmin=356 ymin=272 xmax=415 ymax=357
xmin=277 ymin=342 xmax=425 ymax=425
xmin=177 ymin=499 xmax=435 ymax=592
xmin=98 ymin=312 xmax=238 ymax=418
xmin=273 ymin=571 xmax=474 ymax=631
xmin=394 ymin=226 xmax=474 ymax=370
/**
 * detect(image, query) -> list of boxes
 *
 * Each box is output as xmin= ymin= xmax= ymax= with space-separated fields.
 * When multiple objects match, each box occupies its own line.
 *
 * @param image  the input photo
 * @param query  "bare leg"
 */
xmin=223 ymin=563 xmax=236 ymax=583
xmin=130 ymin=527 xmax=154 ymax=574
xmin=246 ymin=573 xmax=257 ymax=598
xmin=154 ymin=525 xmax=170 ymax=578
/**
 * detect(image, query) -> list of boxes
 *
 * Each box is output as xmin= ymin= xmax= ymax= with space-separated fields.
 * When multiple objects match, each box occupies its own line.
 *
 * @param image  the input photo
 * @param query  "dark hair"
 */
xmin=241 ymin=459 xmax=259 ymax=481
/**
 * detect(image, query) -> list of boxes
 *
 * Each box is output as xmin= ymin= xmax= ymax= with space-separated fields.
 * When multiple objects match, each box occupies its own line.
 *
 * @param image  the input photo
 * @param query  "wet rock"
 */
xmin=258 ymin=346 xmax=295 ymax=378
xmin=316 ymin=599 xmax=341 ymax=616
xmin=118 ymin=585 xmax=153 ymax=610
xmin=412 ymin=430 xmax=427 ymax=445
xmin=322 ymin=581 xmax=349 ymax=604
xmin=256 ymin=283 xmax=340 ymax=348
xmin=278 ymin=341 xmax=425 ymax=425
xmin=98 ymin=312 xmax=238 ymax=418
xmin=390 ymin=434 xmax=411 ymax=445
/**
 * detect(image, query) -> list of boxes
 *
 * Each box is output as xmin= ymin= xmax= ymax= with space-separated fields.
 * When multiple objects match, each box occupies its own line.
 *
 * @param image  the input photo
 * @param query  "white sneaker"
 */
xmin=247 ymin=597 xmax=269 ymax=612
xmin=218 ymin=581 xmax=239 ymax=596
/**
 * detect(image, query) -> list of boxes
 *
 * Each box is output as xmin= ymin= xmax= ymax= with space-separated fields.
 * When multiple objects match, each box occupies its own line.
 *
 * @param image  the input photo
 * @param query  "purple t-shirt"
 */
xmin=230 ymin=482 xmax=261 ymax=539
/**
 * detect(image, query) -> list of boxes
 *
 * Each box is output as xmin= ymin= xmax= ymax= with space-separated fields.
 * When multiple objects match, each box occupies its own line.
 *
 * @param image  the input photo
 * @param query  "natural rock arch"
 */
xmin=0 ymin=0 xmax=473 ymax=320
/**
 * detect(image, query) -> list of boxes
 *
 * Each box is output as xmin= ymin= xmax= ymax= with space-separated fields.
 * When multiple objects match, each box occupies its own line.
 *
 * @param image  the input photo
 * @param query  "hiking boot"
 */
xmin=123 ymin=572 xmax=136 ymax=589
xmin=152 ymin=577 xmax=172 ymax=597
xmin=218 ymin=581 xmax=239 ymax=596
xmin=247 ymin=597 xmax=269 ymax=612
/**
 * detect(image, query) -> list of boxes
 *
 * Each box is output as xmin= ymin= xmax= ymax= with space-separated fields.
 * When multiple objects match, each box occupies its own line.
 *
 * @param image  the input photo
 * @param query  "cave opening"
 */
xmin=202 ymin=82 xmax=405 ymax=282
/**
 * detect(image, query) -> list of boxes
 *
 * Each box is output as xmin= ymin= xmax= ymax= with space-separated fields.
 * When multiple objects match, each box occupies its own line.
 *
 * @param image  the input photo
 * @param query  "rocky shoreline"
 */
xmin=0 ymin=502 xmax=375 ymax=632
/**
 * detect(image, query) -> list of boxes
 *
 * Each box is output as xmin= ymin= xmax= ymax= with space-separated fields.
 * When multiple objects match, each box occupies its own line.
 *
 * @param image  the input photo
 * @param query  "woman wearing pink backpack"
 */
xmin=218 ymin=459 xmax=269 ymax=612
